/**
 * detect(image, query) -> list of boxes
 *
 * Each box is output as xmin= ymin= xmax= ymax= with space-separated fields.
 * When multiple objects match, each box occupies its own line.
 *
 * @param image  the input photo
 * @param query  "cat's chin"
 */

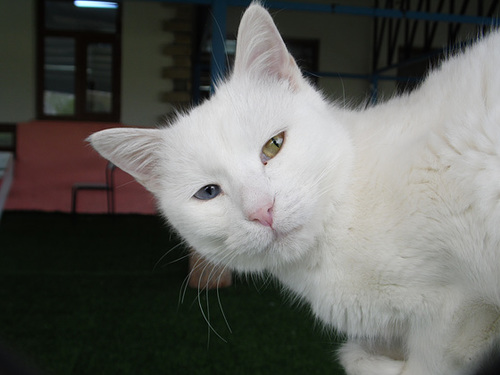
xmin=217 ymin=223 xmax=316 ymax=273
xmin=184 ymin=220 xmax=315 ymax=274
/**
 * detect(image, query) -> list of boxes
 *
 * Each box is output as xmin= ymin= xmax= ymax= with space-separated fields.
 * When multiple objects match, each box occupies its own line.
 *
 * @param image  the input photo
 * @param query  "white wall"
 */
xmin=228 ymin=0 xmax=492 ymax=105
xmin=121 ymin=1 xmax=175 ymax=127
xmin=269 ymin=9 xmax=373 ymax=105
xmin=0 ymin=0 xmax=491 ymax=124
xmin=227 ymin=1 xmax=374 ymax=106
xmin=0 ymin=0 xmax=174 ymax=126
xmin=0 ymin=0 xmax=36 ymax=122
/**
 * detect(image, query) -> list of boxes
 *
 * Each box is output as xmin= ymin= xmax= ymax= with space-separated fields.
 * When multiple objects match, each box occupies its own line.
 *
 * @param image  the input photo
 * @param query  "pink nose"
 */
xmin=249 ymin=204 xmax=274 ymax=227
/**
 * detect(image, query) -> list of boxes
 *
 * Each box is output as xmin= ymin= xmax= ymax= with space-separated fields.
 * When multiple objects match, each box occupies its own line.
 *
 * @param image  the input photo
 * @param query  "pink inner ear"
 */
xmin=282 ymin=53 xmax=305 ymax=92
xmin=233 ymin=4 xmax=304 ymax=90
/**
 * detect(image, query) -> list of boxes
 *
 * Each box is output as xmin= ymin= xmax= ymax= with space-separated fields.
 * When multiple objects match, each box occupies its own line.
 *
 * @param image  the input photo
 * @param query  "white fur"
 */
xmin=89 ymin=3 xmax=500 ymax=374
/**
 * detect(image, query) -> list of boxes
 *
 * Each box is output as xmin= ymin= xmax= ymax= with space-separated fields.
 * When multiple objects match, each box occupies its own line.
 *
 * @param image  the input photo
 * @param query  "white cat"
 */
xmin=89 ymin=3 xmax=500 ymax=374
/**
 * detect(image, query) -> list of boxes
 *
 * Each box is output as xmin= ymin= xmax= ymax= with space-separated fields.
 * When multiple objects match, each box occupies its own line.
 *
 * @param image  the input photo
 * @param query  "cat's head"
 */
xmin=89 ymin=3 xmax=352 ymax=272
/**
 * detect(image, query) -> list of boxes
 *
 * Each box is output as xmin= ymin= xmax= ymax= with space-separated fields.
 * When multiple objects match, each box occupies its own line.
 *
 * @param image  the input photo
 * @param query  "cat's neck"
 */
xmin=271 ymin=100 xmax=439 ymax=333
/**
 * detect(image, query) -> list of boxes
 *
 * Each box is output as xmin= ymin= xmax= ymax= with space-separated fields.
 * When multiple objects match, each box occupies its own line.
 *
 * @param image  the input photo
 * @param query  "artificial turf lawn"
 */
xmin=0 ymin=213 xmax=345 ymax=374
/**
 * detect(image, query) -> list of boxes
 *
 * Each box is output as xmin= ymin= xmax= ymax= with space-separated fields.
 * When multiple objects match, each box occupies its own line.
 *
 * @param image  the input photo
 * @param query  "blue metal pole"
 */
xmin=329 ymin=5 xmax=498 ymax=26
xmin=210 ymin=0 xmax=227 ymax=91
xmin=162 ymin=0 xmax=498 ymax=26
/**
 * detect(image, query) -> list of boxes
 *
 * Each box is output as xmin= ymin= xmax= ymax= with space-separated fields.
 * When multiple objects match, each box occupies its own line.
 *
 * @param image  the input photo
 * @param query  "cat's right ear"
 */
xmin=233 ymin=3 xmax=305 ymax=90
xmin=88 ymin=128 xmax=163 ymax=194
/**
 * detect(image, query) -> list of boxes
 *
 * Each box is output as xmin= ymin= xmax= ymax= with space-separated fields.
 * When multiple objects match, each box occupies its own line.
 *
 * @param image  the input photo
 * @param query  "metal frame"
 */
xmin=162 ymin=0 xmax=499 ymax=100
xmin=71 ymin=161 xmax=116 ymax=215
xmin=0 ymin=153 xmax=14 ymax=222
xmin=369 ymin=0 xmax=499 ymax=101
xmin=372 ymin=0 xmax=500 ymax=73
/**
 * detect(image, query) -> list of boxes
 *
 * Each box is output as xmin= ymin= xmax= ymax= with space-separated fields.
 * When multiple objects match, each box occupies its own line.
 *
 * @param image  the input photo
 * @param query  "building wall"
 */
xmin=0 ymin=0 xmax=36 ymax=123
xmin=0 ymin=1 xmax=375 ymax=125
xmin=245 ymin=6 xmax=373 ymax=105
xmin=0 ymin=0 xmax=492 ymax=125
xmin=229 ymin=0 xmax=488 ymax=106
xmin=121 ymin=1 xmax=175 ymax=126
xmin=0 ymin=0 xmax=176 ymax=126
xmin=227 ymin=0 xmax=375 ymax=106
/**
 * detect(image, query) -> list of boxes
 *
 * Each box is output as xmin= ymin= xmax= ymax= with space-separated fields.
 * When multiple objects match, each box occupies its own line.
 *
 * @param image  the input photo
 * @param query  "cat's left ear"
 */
xmin=233 ymin=3 xmax=306 ymax=90
xmin=88 ymin=128 xmax=164 ymax=194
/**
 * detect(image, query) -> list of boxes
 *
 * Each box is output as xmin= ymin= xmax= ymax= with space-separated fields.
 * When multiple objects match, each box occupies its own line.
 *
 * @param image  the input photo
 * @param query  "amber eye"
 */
xmin=261 ymin=132 xmax=284 ymax=164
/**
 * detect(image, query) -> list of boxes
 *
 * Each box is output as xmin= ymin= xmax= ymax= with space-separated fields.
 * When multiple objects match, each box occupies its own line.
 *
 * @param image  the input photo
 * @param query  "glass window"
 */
xmin=43 ymin=37 xmax=76 ymax=116
xmin=86 ymin=43 xmax=113 ymax=113
xmin=38 ymin=0 xmax=121 ymax=121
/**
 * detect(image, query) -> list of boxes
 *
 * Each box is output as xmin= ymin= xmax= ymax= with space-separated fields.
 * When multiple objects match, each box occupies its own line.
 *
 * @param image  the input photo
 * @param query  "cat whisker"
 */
xmin=205 ymin=248 xmax=242 ymax=339
xmin=215 ymin=277 xmax=232 ymax=334
xmin=249 ymin=272 xmax=269 ymax=293
xmin=178 ymin=273 xmax=190 ymax=306
xmin=164 ymin=252 xmax=191 ymax=267
xmin=204 ymin=281 xmax=212 ymax=348
xmin=195 ymin=262 xmax=228 ymax=344
xmin=178 ymin=247 xmax=239 ymax=344
xmin=179 ymin=246 xmax=211 ymax=305
xmin=213 ymin=251 xmax=242 ymax=335
xmin=179 ymin=256 xmax=197 ymax=306
xmin=300 ymin=165 xmax=334 ymax=201
xmin=114 ymin=179 xmax=138 ymax=189
xmin=208 ymin=9 xmax=231 ymax=86
xmin=153 ymin=242 xmax=186 ymax=270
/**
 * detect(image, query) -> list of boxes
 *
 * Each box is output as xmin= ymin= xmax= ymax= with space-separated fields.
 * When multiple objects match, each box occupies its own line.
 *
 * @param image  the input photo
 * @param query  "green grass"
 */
xmin=0 ymin=213 xmax=345 ymax=374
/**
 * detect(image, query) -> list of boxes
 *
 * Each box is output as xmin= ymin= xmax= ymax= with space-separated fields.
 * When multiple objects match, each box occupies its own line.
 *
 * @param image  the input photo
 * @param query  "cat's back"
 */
xmin=357 ymin=30 xmax=500 ymax=199
xmin=344 ymin=31 xmax=500 ymax=302
xmin=416 ymin=32 xmax=500 ymax=299
xmin=418 ymin=31 xmax=500 ymax=222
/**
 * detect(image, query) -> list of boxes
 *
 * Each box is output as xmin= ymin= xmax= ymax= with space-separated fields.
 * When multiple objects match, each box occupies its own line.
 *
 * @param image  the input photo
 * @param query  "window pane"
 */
xmin=44 ymin=37 xmax=75 ymax=116
xmin=45 ymin=1 xmax=117 ymax=33
xmin=86 ymin=43 xmax=113 ymax=113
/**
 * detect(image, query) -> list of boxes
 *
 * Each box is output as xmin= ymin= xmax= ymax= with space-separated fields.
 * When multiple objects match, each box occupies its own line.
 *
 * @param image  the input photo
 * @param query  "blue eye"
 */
xmin=193 ymin=185 xmax=221 ymax=200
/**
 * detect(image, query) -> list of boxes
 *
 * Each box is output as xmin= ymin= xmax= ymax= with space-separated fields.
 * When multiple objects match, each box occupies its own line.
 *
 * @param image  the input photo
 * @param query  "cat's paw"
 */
xmin=338 ymin=341 xmax=405 ymax=375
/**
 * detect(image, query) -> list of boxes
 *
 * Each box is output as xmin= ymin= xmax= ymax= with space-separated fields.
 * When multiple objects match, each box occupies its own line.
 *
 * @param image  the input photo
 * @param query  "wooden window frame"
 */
xmin=36 ymin=0 xmax=122 ymax=122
